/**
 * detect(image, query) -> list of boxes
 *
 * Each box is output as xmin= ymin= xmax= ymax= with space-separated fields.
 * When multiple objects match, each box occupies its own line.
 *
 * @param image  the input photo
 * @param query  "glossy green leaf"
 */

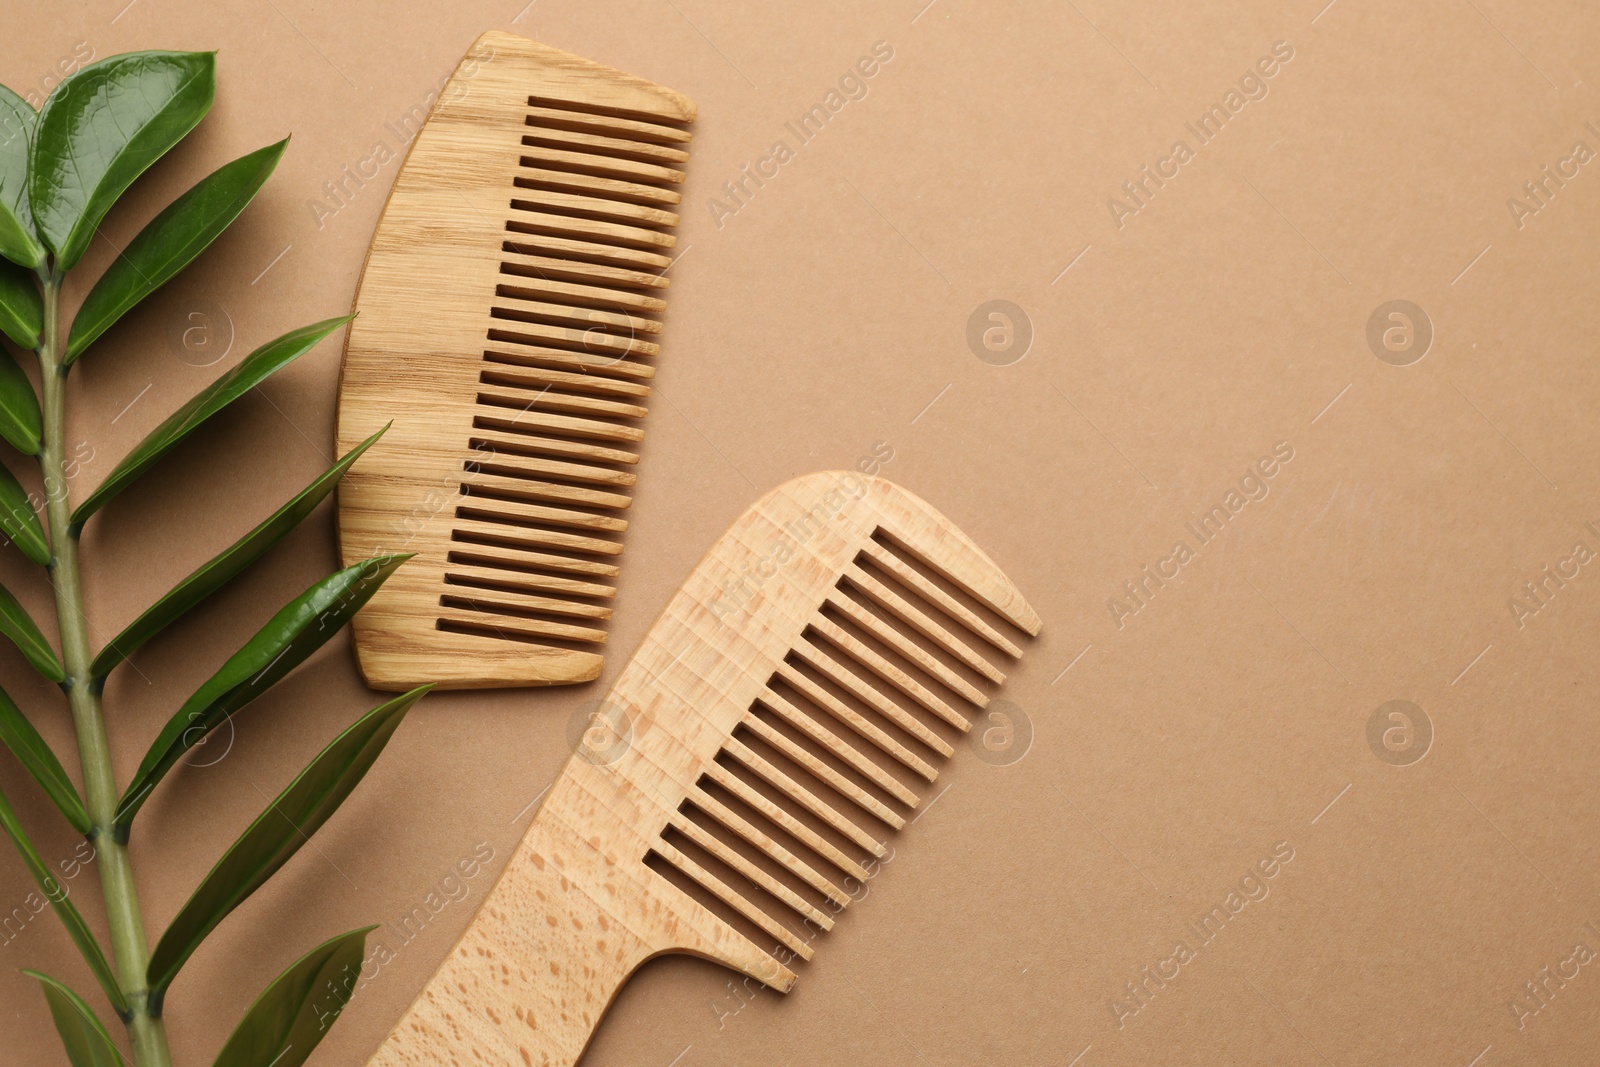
xmin=0 ymin=256 xmax=41 ymax=349
xmin=92 ymin=424 xmax=387 ymax=680
xmin=0 ymin=684 xmax=86 ymax=833
xmin=147 ymin=686 xmax=429 ymax=993
xmin=30 ymin=50 xmax=215 ymax=271
xmin=116 ymin=555 xmax=410 ymax=827
xmin=213 ymin=926 xmax=377 ymax=1067
xmin=0 ymin=345 xmax=41 ymax=453
xmin=23 ymin=971 xmax=124 ymax=1067
xmin=66 ymin=138 xmax=287 ymax=363
xmin=0 ymin=787 xmax=126 ymax=1013
xmin=0 ymin=581 xmax=63 ymax=682
xmin=72 ymin=315 xmax=350 ymax=524
xmin=0 ymin=85 xmax=44 ymax=270
xmin=0 ymin=459 xmax=48 ymax=565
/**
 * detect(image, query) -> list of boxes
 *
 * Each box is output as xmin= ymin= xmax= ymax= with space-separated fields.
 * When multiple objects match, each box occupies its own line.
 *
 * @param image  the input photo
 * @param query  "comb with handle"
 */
xmin=336 ymin=30 xmax=694 ymax=690
xmin=364 ymin=471 xmax=1041 ymax=1065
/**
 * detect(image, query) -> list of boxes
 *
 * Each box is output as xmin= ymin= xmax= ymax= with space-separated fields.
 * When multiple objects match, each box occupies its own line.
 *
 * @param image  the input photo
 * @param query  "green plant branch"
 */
xmin=0 ymin=49 xmax=413 ymax=1065
xmin=37 ymin=276 xmax=172 ymax=1067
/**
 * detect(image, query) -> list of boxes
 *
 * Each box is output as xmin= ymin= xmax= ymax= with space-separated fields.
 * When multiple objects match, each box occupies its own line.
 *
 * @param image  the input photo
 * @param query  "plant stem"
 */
xmin=37 ymin=278 xmax=172 ymax=1066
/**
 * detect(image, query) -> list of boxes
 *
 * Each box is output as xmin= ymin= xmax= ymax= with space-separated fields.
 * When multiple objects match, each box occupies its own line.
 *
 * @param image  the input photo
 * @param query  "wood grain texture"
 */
xmin=335 ymin=30 xmax=694 ymax=690
xmin=364 ymin=471 xmax=1041 ymax=1066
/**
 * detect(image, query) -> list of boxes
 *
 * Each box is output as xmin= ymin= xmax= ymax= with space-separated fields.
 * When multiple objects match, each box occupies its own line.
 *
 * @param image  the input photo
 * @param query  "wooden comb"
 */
xmin=364 ymin=471 xmax=1041 ymax=1065
xmin=335 ymin=31 xmax=694 ymax=689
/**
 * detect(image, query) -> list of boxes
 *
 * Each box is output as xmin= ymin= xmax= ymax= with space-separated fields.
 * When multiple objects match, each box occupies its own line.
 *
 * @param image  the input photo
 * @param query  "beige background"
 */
xmin=4 ymin=0 xmax=1600 ymax=1063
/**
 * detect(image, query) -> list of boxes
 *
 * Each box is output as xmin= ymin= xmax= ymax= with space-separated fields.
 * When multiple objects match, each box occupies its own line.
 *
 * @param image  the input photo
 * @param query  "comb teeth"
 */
xmin=645 ymin=522 xmax=1034 ymax=978
xmin=447 ymin=95 xmax=689 ymax=652
xmin=363 ymin=468 xmax=1040 ymax=1064
xmin=337 ymin=36 xmax=694 ymax=688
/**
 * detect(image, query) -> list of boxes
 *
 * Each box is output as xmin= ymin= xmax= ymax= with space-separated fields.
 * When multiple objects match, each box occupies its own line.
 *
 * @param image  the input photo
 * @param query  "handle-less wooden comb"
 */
xmin=336 ymin=31 xmax=694 ymax=690
xmin=365 ymin=471 xmax=1041 ymax=1065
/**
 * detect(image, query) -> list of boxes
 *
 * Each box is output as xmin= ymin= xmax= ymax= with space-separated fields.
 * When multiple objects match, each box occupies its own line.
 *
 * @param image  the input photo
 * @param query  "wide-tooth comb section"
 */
xmin=859 ymin=537 xmax=1037 ymax=654
xmin=509 ymin=189 xmax=677 ymax=231
xmin=461 ymin=472 xmax=633 ymax=511
xmin=450 ymin=514 xmax=623 ymax=557
xmin=519 ymin=146 xmax=684 ymax=187
xmin=696 ymin=766 xmax=871 ymax=883
xmin=626 ymin=478 xmax=1040 ymax=988
xmin=738 ymin=713 xmax=904 ymax=829
xmin=472 ymin=394 xmax=648 ymax=442
xmin=883 ymin=530 xmax=1041 ymax=633
xmin=793 ymin=638 xmax=956 ymax=757
xmin=472 ymin=414 xmax=643 ymax=460
xmin=666 ymin=813 xmax=835 ymax=930
xmin=649 ymin=840 xmax=814 ymax=962
xmin=447 ymin=537 xmax=620 ymax=578
xmin=720 ymin=739 xmax=889 ymax=856
xmin=467 ymin=446 xmax=639 ymax=488
xmin=683 ymin=793 xmax=852 ymax=909
xmin=525 ymin=104 xmax=692 ymax=145
xmin=753 ymin=688 xmax=920 ymax=807
xmin=773 ymin=663 xmax=939 ymax=782
xmin=841 ymin=563 xmax=1005 ymax=683
xmin=479 ymin=369 xmax=653 ymax=414
xmin=496 ymin=275 xmax=667 ymax=314
xmin=336 ymin=31 xmax=692 ymax=689
xmin=437 ymin=611 xmax=609 ymax=647
xmin=445 ymin=560 xmax=611 ymax=599
xmin=505 ymin=235 xmax=668 ymax=275
xmin=514 ymin=167 xmax=681 ymax=208
xmin=441 ymin=575 xmax=611 ymax=620
xmin=498 ymin=248 xmax=671 ymax=295
xmin=489 ymin=304 xmax=662 ymax=340
xmin=457 ymin=493 xmax=628 ymax=535
xmin=522 ymin=127 xmax=689 ymax=168
xmin=825 ymin=590 xmax=989 ymax=707
xmin=364 ymin=471 xmax=1039 ymax=1065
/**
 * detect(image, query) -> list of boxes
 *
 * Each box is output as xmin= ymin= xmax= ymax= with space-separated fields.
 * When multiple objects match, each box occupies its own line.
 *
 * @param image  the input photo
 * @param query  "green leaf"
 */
xmin=72 ymin=315 xmax=350 ymax=524
xmin=23 ymin=971 xmax=125 ymax=1067
xmin=0 ymin=458 xmax=48 ymax=564
xmin=0 ymin=85 xmax=44 ymax=270
xmin=0 ymin=581 xmax=63 ymax=682
xmin=147 ymin=686 xmax=429 ymax=994
xmin=92 ymin=424 xmax=387 ymax=680
xmin=66 ymin=139 xmax=287 ymax=363
xmin=0 ymin=345 xmax=41 ymax=453
xmin=213 ymin=926 xmax=377 ymax=1067
xmin=0 ymin=787 xmax=126 ymax=1013
xmin=116 ymin=555 xmax=410 ymax=827
xmin=0 ymin=686 xmax=86 ymax=833
xmin=30 ymin=50 xmax=216 ymax=272
xmin=0 ymin=256 xmax=41 ymax=349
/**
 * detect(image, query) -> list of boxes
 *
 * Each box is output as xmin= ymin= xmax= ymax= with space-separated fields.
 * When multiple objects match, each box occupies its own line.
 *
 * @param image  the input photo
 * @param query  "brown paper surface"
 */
xmin=4 ymin=1 xmax=1600 ymax=1064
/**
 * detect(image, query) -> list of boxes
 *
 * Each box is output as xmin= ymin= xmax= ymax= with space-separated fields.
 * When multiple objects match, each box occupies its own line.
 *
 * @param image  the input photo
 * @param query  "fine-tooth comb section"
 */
xmin=336 ymin=30 xmax=694 ymax=689
xmin=364 ymin=472 xmax=1041 ymax=1066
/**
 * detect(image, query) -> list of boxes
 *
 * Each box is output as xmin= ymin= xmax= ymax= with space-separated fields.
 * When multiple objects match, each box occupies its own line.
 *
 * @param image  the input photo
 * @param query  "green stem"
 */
xmin=37 ymin=279 xmax=172 ymax=1066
